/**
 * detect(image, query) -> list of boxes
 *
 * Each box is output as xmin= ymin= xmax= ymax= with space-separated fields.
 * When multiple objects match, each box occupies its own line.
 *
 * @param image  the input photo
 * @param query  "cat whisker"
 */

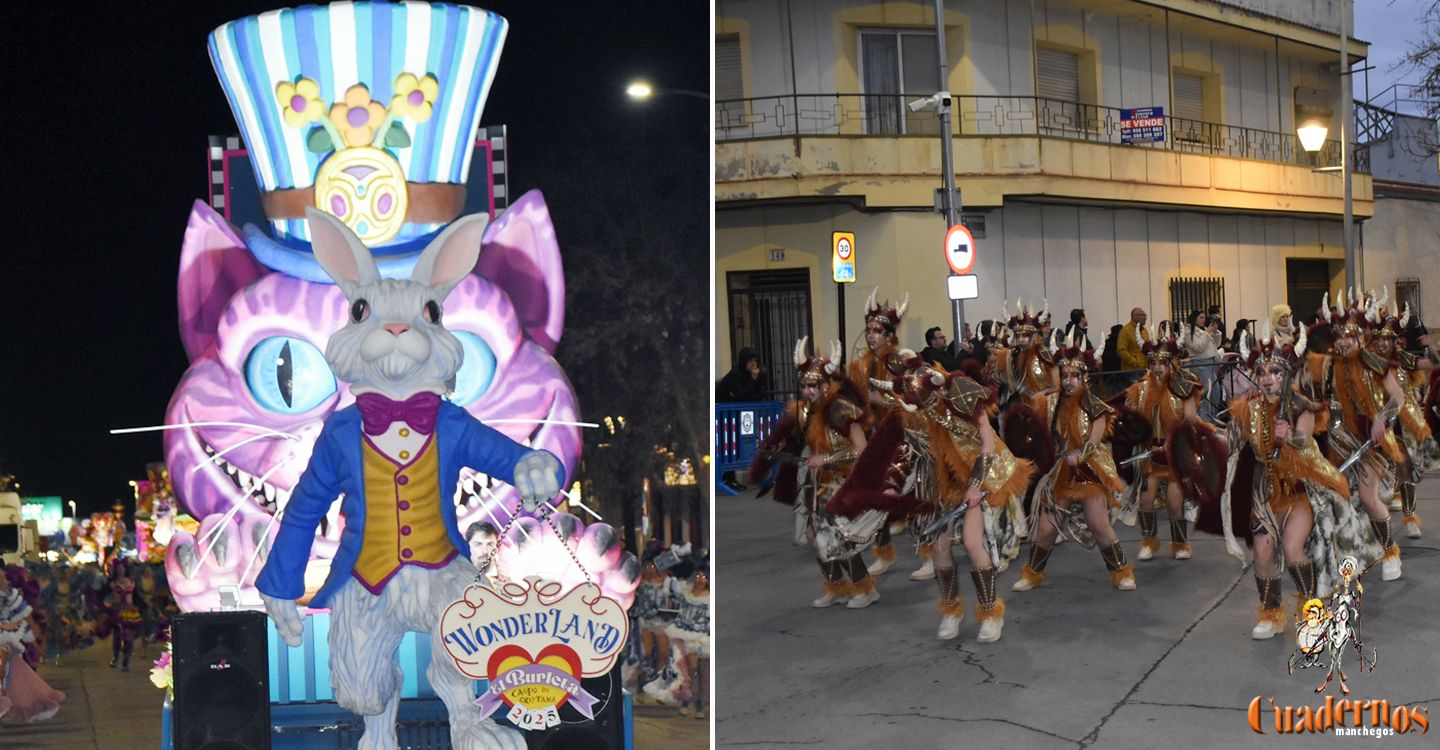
xmin=480 ymin=419 xmax=600 ymax=429
xmin=111 ymin=422 xmax=302 ymax=439
xmin=195 ymin=432 xmax=300 ymax=472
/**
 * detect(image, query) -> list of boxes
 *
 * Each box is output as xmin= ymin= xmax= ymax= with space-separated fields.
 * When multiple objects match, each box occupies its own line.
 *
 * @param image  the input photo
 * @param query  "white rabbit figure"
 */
xmin=256 ymin=207 xmax=557 ymax=750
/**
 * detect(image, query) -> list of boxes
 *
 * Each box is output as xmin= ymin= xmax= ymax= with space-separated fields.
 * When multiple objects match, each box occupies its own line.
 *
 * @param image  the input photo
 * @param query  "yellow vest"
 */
xmin=353 ymin=436 xmax=458 ymax=591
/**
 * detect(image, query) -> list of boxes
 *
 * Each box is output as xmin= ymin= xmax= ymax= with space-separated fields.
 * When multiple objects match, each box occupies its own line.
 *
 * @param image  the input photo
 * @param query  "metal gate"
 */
xmin=1168 ymin=276 xmax=1225 ymax=329
xmin=727 ymin=268 xmax=812 ymax=400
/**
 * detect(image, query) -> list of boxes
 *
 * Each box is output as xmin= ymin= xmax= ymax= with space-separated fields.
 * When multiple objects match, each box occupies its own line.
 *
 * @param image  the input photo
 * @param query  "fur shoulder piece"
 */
xmin=881 ymin=349 xmax=906 ymax=377
xmin=1168 ymin=368 xmax=1203 ymax=399
xmin=944 ymin=375 xmax=997 ymax=420
xmin=1288 ymin=388 xmax=1322 ymax=416
xmin=1080 ymin=390 xmax=1115 ymax=420
xmin=1360 ymin=349 xmax=1390 ymax=375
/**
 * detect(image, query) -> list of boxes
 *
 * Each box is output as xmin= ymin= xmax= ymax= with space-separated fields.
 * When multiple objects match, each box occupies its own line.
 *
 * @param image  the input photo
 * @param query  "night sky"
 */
xmin=2 ymin=1 xmax=708 ymax=514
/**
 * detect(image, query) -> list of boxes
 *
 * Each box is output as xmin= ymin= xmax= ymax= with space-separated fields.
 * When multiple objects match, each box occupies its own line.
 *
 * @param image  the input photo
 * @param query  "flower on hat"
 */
xmin=391 ymin=72 xmax=439 ymax=123
xmin=276 ymin=78 xmax=324 ymax=127
xmin=330 ymin=84 xmax=388 ymax=148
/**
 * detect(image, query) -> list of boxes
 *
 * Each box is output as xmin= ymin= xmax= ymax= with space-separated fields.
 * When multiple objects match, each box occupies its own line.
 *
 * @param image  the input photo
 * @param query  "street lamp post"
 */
xmin=1296 ymin=0 xmax=1356 ymax=291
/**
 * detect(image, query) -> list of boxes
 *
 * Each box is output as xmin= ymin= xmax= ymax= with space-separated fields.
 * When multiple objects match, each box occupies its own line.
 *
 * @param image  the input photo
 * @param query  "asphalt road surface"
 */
xmin=716 ymin=474 xmax=1440 ymax=748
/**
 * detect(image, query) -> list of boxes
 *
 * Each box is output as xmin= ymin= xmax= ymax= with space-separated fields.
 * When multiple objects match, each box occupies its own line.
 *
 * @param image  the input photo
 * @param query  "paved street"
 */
xmin=3 ymin=638 xmax=708 ymax=749
xmin=717 ymin=475 xmax=1440 ymax=748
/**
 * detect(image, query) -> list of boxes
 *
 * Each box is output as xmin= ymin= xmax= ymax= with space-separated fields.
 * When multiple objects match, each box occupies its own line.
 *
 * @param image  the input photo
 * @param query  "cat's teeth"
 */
xmin=274 ymin=488 xmax=291 ymax=510
xmin=263 ymin=483 xmax=276 ymax=503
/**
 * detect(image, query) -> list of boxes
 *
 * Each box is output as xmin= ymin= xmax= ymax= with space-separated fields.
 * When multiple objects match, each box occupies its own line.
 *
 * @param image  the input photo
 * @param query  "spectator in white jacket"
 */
xmin=1182 ymin=309 xmax=1223 ymax=422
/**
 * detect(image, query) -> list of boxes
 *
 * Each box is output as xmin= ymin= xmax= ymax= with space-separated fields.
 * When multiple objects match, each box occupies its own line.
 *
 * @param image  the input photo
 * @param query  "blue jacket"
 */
xmin=256 ymin=400 xmax=555 ymax=609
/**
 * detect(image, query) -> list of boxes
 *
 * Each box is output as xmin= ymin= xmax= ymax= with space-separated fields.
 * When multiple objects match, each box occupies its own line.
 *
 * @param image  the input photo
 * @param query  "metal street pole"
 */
xmin=1342 ymin=0 xmax=1355 ymax=290
xmin=934 ymin=0 xmax=965 ymax=342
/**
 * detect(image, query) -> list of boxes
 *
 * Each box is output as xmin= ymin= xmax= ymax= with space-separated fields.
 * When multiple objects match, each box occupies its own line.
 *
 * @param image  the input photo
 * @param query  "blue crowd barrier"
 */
xmin=714 ymin=401 xmax=786 ymax=495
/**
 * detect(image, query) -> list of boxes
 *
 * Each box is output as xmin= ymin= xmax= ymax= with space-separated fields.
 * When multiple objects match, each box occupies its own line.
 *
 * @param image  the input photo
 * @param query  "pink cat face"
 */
xmin=164 ymin=192 xmax=580 ymax=612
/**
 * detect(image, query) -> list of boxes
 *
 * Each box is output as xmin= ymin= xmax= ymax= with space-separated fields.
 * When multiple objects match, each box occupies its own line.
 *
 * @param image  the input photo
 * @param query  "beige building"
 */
xmin=715 ymin=0 xmax=1396 ymax=392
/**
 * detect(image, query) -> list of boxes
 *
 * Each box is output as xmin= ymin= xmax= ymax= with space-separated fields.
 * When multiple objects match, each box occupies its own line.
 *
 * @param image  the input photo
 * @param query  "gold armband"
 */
xmin=1285 ymin=431 xmax=1309 ymax=450
xmin=969 ymin=453 xmax=995 ymax=487
xmin=824 ymin=447 xmax=857 ymax=468
xmin=1075 ymin=442 xmax=1098 ymax=463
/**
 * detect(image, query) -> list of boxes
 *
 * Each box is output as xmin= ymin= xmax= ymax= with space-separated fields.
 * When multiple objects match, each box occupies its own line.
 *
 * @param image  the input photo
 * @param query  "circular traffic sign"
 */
xmin=836 ymin=237 xmax=853 ymax=260
xmin=944 ymin=224 xmax=976 ymax=275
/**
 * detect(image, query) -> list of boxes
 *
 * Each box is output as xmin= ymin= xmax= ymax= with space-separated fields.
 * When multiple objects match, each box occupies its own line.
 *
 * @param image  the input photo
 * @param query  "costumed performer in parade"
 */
xmin=989 ymin=300 xmax=1057 ymax=403
xmin=1365 ymin=293 xmax=1438 ymax=538
xmin=1 ymin=565 xmax=65 ymax=724
xmin=630 ymin=542 xmax=675 ymax=697
xmin=667 ymin=556 xmax=710 ymax=720
xmin=1012 ymin=333 xmax=1138 ymax=592
xmin=1212 ymin=326 xmax=1383 ymax=639
xmin=1124 ymin=328 xmax=1208 ymax=561
xmin=1301 ymin=291 xmax=1409 ymax=581
xmin=831 ymin=354 xmax=1032 ymax=641
xmin=752 ymin=338 xmax=879 ymax=608
xmin=847 ymin=289 xmax=913 ymax=578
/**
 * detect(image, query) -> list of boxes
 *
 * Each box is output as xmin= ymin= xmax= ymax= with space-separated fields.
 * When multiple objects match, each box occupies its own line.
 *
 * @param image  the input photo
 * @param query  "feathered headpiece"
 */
xmin=794 ymin=336 xmax=843 ymax=386
xmin=1052 ymin=328 xmax=1103 ymax=373
xmin=1140 ymin=324 xmax=1182 ymax=362
xmin=1246 ymin=321 xmax=1308 ymax=371
xmin=897 ymin=350 xmax=947 ymax=410
xmin=864 ymin=287 xmax=908 ymax=333
xmin=1003 ymin=298 xmax=1050 ymax=335
xmin=1317 ymin=288 xmax=1373 ymax=337
xmin=976 ymin=319 xmax=1010 ymax=349
xmin=1368 ymin=286 xmax=1407 ymax=339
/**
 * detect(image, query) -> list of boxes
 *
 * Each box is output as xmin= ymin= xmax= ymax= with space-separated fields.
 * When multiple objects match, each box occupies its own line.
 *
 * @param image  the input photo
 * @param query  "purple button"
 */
xmin=402 ymin=549 xmax=413 ymax=559
xmin=397 ymin=475 xmax=409 ymax=486
xmin=401 ymin=525 xmax=411 ymax=536
xmin=398 ymin=501 xmax=411 ymax=511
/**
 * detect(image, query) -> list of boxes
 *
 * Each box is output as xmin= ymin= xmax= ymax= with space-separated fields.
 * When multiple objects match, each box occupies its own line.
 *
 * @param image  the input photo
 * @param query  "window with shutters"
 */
xmin=1173 ymin=74 xmax=1205 ymax=122
xmin=859 ymin=28 xmax=940 ymax=135
xmin=1034 ymin=44 xmax=1098 ymax=134
xmin=1036 ymin=47 xmax=1080 ymax=103
xmin=715 ymin=34 xmax=746 ymax=130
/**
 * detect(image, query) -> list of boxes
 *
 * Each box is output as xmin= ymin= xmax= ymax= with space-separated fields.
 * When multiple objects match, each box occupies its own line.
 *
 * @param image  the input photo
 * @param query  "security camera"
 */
xmin=908 ymin=97 xmax=931 ymax=113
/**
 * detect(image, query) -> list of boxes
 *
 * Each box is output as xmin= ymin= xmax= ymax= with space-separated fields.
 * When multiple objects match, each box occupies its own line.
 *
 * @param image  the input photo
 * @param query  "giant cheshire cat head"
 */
xmin=164 ymin=190 xmax=583 ymax=612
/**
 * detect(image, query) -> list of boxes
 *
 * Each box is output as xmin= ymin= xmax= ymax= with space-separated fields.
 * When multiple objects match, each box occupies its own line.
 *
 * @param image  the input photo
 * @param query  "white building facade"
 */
xmin=715 ymin=0 xmax=1393 ymax=392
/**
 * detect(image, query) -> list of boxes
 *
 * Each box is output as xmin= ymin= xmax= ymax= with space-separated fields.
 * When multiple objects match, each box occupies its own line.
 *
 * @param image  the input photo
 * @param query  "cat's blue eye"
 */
xmin=244 ymin=337 xmax=336 ymax=413
xmin=450 ymin=331 xmax=497 ymax=406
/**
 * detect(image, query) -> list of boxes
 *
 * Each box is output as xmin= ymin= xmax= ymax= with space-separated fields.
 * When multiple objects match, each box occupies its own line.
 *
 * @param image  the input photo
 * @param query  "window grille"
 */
xmin=1168 ymin=276 xmax=1225 ymax=331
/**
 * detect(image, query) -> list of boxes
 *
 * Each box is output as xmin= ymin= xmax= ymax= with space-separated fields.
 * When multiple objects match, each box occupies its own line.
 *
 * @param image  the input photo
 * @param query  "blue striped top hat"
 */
xmin=210 ymin=1 xmax=506 ymax=279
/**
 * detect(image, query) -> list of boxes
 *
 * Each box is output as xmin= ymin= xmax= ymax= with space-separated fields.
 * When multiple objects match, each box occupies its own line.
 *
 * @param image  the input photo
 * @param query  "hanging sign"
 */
xmin=832 ymin=232 xmax=856 ymax=283
xmin=944 ymin=224 xmax=977 ymax=275
xmin=441 ymin=578 xmax=629 ymax=731
xmin=1121 ymin=107 xmax=1165 ymax=144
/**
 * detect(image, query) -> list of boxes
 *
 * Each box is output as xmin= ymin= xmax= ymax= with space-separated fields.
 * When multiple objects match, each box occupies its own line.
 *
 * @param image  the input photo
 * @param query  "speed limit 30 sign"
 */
xmin=944 ymin=224 xmax=976 ymax=275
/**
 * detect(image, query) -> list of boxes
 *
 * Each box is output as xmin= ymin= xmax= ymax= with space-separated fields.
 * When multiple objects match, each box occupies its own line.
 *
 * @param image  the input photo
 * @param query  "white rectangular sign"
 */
xmin=947 ymin=274 xmax=979 ymax=300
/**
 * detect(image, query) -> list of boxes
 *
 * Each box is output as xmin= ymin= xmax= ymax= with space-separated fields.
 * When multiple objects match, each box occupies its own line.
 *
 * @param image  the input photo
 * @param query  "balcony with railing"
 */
xmin=716 ymin=93 xmax=1373 ymax=216
xmin=716 ymin=93 xmax=1365 ymax=173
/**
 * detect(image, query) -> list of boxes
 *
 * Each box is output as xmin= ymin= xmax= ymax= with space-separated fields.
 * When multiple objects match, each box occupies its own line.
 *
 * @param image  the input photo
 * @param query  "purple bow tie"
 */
xmin=355 ymin=392 xmax=442 ymax=436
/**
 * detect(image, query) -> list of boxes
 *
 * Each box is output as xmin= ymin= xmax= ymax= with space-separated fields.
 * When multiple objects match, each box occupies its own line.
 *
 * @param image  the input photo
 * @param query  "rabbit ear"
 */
xmin=307 ymin=207 xmax=380 ymax=297
xmin=411 ymin=212 xmax=490 ymax=298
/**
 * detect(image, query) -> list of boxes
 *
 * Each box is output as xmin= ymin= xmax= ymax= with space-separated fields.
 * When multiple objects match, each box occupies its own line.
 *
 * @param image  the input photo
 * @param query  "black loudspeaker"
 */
xmin=523 ymin=663 xmax=626 ymax=750
xmin=172 ymin=610 xmax=271 ymax=750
